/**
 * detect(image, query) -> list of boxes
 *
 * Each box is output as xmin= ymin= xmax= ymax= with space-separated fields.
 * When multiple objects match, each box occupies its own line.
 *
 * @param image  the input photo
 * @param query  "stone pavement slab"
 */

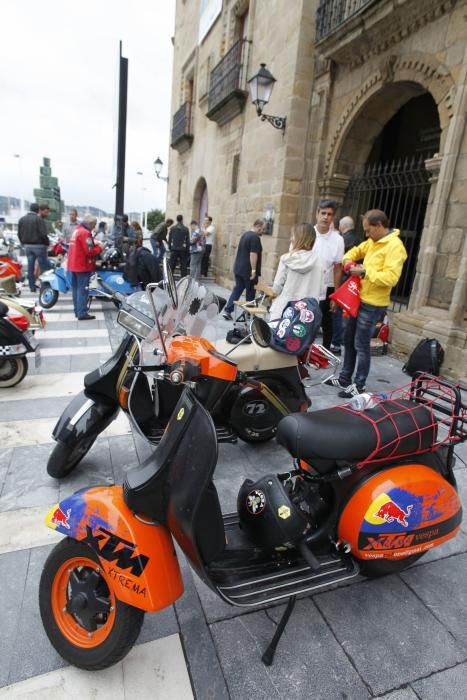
xmin=313 ymin=575 xmax=467 ymax=695
xmin=401 ymin=553 xmax=467 ymax=648
xmin=210 ymin=597 xmax=371 ymax=700
xmin=411 ymin=661 xmax=467 ymax=699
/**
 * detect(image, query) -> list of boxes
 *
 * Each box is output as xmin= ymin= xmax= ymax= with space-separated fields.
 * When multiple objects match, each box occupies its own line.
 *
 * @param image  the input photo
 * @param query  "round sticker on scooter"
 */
xmin=246 ymin=489 xmax=266 ymax=515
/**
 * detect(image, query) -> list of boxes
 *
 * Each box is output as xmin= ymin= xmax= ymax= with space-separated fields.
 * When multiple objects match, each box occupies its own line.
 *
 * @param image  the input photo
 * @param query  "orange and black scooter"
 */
xmin=39 ymin=293 xmax=466 ymax=671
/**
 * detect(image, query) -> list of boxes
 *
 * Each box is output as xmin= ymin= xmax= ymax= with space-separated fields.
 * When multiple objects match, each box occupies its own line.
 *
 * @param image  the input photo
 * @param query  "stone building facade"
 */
xmin=167 ymin=0 xmax=467 ymax=380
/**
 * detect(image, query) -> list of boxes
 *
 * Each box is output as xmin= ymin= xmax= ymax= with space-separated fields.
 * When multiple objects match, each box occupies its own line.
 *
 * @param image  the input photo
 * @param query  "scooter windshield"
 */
xmin=137 ymin=277 xmax=219 ymax=364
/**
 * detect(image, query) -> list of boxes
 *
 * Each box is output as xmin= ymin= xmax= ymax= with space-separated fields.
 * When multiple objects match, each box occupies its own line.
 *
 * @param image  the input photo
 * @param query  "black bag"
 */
xmin=270 ymin=297 xmax=322 ymax=355
xmin=402 ymin=338 xmax=444 ymax=377
xmin=226 ymin=326 xmax=252 ymax=345
xmin=123 ymin=249 xmax=139 ymax=284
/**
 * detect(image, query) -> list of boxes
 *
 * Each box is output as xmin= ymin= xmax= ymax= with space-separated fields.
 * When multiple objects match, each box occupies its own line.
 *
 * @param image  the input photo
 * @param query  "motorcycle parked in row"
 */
xmin=0 ymin=300 xmax=41 ymax=387
xmin=0 ymin=293 xmax=46 ymax=331
xmin=46 ymin=267 xmax=314 ymax=478
xmin=38 ymin=257 xmax=140 ymax=310
xmin=39 ymin=281 xmax=466 ymax=670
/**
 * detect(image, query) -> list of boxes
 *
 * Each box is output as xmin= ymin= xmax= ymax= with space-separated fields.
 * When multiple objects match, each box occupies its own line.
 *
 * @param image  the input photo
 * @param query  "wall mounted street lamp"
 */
xmin=153 ymin=157 xmax=169 ymax=183
xmin=247 ymin=63 xmax=286 ymax=131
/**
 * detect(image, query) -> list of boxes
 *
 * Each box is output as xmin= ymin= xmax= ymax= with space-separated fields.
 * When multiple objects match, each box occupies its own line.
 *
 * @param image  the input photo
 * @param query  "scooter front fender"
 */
xmin=45 ymin=486 xmax=184 ymax=612
xmin=52 ymin=389 xmax=118 ymax=447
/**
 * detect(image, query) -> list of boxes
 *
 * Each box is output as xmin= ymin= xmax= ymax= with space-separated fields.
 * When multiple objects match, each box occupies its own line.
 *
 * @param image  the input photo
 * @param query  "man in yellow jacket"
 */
xmin=325 ymin=209 xmax=407 ymax=398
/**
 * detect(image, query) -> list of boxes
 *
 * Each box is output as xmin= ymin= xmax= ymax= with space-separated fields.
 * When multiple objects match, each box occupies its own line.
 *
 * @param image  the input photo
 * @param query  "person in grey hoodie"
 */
xmin=269 ymin=223 xmax=324 ymax=321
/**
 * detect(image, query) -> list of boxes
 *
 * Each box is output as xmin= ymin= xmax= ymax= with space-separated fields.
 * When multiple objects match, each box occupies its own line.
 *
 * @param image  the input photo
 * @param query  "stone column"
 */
xmin=409 ymin=44 xmax=467 ymax=310
xmin=318 ymin=173 xmax=350 ymax=207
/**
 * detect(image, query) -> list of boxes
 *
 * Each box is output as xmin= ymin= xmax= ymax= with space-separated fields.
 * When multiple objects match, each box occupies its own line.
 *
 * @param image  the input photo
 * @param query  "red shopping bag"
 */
xmin=330 ymin=275 xmax=361 ymax=318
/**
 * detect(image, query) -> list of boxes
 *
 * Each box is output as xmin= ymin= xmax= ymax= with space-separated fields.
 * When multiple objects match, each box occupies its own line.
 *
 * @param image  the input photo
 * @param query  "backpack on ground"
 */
xmin=402 ymin=337 xmax=444 ymax=377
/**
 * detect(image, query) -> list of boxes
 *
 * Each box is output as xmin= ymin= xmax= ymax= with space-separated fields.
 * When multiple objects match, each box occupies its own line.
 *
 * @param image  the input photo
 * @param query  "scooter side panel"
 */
xmin=52 ymin=389 xmax=118 ymax=446
xmin=338 ymin=464 xmax=462 ymax=561
xmin=45 ymin=486 xmax=184 ymax=612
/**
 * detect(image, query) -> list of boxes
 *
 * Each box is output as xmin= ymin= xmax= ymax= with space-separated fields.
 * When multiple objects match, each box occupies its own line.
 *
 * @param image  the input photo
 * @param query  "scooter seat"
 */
xmin=277 ymin=399 xmax=436 ymax=474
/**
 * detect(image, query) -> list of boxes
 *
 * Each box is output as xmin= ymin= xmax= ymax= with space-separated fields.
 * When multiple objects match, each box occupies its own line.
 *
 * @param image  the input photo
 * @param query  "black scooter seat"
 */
xmin=277 ymin=399 xmax=435 ymax=473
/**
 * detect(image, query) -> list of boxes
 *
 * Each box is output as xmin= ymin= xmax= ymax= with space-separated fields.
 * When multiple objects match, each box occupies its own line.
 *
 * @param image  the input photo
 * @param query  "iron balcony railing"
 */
xmin=316 ymin=0 xmax=375 ymax=41
xmin=208 ymin=39 xmax=251 ymax=113
xmin=171 ymin=101 xmax=193 ymax=146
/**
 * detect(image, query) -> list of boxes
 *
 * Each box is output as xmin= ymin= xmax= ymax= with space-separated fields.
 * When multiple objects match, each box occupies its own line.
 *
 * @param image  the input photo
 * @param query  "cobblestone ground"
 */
xmin=0 ymin=283 xmax=465 ymax=699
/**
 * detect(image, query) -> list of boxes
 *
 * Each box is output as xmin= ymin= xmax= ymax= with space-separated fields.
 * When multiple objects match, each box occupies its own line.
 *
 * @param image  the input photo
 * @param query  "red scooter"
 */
xmin=39 ymin=287 xmax=465 ymax=671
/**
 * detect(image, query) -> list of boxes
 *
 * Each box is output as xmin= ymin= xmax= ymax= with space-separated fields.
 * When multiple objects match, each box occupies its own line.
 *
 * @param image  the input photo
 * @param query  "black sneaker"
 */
xmin=222 ymin=312 xmax=233 ymax=321
xmin=338 ymin=383 xmax=366 ymax=398
xmin=330 ymin=345 xmax=342 ymax=356
xmin=323 ymin=377 xmax=348 ymax=389
xmin=78 ymin=314 xmax=96 ymax=321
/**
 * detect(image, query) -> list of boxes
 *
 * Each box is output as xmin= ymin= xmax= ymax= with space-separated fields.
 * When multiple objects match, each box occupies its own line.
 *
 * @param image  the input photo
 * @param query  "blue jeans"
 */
xmin=331 ymin=306 xmax=343 ymax=347
xmin=24 ymin=244 xmax=49 ymax=292
xmin=150 ymin=239 xmax=164 ymax=260
xmin=70 ymin=271 xmax=92 ymax=319
xmin=339 ymin=302 xmax=386 ymax=388
xmin=224 ymin=274 xmax=257 ymax=314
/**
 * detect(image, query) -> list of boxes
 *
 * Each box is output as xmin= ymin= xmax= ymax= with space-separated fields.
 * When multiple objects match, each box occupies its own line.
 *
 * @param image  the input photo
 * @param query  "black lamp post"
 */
xmin=154 ymin=157 xmax=169 ymax=183
xmin=247 ymin=63 xmax=286 ymax=131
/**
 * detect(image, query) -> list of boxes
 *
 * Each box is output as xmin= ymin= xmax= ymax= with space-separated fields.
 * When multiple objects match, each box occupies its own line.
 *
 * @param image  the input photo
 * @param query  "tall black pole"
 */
xmin=115 ymin=41 xmax=128 ymax=218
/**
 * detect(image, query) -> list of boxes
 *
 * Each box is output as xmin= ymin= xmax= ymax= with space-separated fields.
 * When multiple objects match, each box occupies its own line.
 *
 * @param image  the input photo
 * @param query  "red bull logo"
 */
xmin=374 ymin=499 xmax=412 ymax=527
xmin=51 ymin=506 xmax=71 ymax=529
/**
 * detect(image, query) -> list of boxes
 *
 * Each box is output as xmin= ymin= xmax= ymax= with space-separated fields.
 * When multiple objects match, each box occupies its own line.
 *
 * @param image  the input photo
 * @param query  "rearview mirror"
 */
xmin=251 ymin=317 xmax=272 ymax=348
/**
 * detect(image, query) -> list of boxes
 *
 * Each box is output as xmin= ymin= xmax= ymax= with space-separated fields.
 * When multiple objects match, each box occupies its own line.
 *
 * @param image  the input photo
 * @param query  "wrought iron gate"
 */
xmin=342 ymin=155 xmax=432 ymax=310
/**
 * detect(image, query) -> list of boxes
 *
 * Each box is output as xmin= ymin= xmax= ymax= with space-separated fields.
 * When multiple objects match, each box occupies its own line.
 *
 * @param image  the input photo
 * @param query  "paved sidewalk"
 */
xmin=0 ymin=284 xmax=466 ymax=699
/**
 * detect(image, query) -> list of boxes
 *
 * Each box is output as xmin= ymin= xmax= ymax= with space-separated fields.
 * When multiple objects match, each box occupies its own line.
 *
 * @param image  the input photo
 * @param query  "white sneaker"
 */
xmin=323 ymin=377 xmax=348 ymax=389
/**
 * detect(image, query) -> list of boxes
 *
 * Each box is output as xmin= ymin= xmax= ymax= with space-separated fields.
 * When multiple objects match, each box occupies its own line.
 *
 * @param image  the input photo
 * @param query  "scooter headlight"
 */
xmin=117 ymin=309 xmax=153 ymax=339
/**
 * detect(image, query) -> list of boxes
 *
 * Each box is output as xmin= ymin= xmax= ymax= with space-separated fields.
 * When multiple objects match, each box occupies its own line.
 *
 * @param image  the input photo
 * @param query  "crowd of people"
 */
xmin=18 ymin=198 xmax=406 ymax=393
xmin=222 ymin=201 xmax=407 ymax=398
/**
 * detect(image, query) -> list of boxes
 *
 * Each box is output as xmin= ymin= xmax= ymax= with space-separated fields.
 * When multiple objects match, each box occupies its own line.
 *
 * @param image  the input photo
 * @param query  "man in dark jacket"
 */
xmin=168 ymin=214 xmax=190 ymax=277
xmin=150 ymin=218 xmax=173 ymax=260
xmin=18 ymin=202 xmax=49 ymax=292
xmin=124 ymin=246 xmax=162 ymax=288
xmin=223 ymin=219 xmax=264 ymax=320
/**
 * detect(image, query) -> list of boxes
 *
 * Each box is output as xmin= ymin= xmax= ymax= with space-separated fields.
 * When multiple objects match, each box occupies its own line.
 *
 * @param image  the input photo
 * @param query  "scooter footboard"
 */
xmin=52 ymin=390 xmax=118 ymax=447
xmin=45 ymin=486 xmax=184 ymax=612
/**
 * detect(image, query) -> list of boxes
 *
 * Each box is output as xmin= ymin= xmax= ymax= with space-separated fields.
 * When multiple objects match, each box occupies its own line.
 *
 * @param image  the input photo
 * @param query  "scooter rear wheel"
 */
xmin=47 ymin=437 xmax=97 ymax=478
xmin=39 ymin=284 xmax=59 ymax=309
xmin=0 ymin=356 xmax=28 ymax=388
xmin=39 ymin=538 xmax=144 ymax=670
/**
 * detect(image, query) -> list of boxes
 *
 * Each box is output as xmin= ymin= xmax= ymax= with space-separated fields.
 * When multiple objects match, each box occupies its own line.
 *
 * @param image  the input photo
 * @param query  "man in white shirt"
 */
xmin=201 ymin=215 xmax=215 ymax=277
xmin=313 ymin=199 xmax=344 ymax=349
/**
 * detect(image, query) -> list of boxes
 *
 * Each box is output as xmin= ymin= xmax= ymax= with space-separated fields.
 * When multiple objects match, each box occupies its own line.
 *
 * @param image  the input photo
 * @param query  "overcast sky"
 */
xmin=0 ymin=0 xmax=176 ymax=215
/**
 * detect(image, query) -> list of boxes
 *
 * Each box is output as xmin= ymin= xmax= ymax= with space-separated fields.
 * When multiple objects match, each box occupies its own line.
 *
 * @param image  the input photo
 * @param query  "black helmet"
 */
xmin=103 ymin=247 xmax=121 ymax=264
xmin=237 ymin=474 xmax=309 ymax=550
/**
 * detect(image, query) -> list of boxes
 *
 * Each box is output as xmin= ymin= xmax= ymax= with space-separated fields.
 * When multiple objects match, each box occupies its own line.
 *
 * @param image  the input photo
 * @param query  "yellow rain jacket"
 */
xmin=343 ymin=229 xmax=407 ymax=307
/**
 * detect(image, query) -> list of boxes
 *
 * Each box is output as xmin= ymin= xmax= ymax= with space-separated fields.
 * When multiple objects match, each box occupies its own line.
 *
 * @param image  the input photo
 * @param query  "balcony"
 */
xmin=316 ymin=0 xmax=376 ymax=41
xmin=206 ymin=39 xmax=251 ymax=126
xmin=170 ymin=102 xmax=193 ymax=154
xmin=315 ymin=0 xmax=434 ymax=65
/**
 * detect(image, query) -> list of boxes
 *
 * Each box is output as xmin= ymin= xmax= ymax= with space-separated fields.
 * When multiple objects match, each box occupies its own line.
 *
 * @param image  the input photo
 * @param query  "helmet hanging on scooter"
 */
xmin=237 ymin=474 xmax=310 ymax=550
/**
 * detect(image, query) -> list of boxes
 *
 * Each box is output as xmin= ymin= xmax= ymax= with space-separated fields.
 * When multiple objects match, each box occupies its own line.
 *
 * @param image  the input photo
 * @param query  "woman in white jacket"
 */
xmin=269 ymin=223 xmax=324 ymax=321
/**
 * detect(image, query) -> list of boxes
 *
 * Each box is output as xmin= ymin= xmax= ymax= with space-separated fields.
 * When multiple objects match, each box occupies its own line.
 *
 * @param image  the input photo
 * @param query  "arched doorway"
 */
xmin=193 ymin=177 xmax=208 ymax=226
xmin=341 ymin=90 xmax=440 ymax=308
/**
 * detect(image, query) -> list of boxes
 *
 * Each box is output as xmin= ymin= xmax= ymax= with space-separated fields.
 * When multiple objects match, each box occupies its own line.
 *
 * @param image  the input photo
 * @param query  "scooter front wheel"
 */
xmin=0 ymin=356 xmax=28 ymax=388
xmin=47 ymin=437 xmax=97 ymax=478
xmin=39 ymin=538 xmax=144 ymax=670
xmin=39 ymin=284 xmax=59 ymax=309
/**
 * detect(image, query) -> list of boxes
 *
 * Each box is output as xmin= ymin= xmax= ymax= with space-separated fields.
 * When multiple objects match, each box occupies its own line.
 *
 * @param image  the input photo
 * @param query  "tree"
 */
xmin=146 ymin=208 xmax=165 ymax=231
